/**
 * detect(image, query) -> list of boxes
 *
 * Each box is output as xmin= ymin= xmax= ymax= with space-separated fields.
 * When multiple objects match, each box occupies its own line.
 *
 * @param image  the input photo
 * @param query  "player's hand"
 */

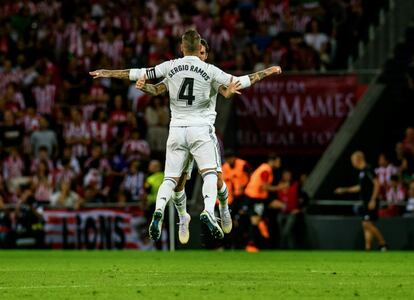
xmin=89 ymin=70 xmax=106 ymax=79
xmin=334 ymin=187 xmax=346 ymax=194
xmin=228 ymin=76 xmax=242 ymax=95
xmin=135 ymin=74 xmax=147 ymax=89
xmin=368 ymin=200 xmax=376 ymax=210
xmin=269 ymin=66 xmax=282 ymax=75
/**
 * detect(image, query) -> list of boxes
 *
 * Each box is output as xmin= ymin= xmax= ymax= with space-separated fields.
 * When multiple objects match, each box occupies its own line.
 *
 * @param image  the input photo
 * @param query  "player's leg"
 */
xmin=362 ymin=221 xmax=373 ymax=250
xmin=211 ymin=132 xmax=232 ymax=233
xmin=366 ymin=221 xmax=387 ymax=250
xmin=149 ymin=127 xmax=187 ymax=241
xmin=189 ymin=126 xmax=223 ymax=239
xmin=171 ymin=158 xmax=193 ymax=244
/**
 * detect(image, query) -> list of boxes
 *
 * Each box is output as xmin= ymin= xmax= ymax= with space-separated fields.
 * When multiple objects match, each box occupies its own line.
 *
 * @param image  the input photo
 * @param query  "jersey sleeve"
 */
xmin=210 ymin=65 xmax=251 ymax=89
xmin=129 ymin=61 xmax=171 ymax=81
xmin=146 ymin=61 xmax=171 ymax=80
xmin=129 ymin=68 xmax=145 ymax=81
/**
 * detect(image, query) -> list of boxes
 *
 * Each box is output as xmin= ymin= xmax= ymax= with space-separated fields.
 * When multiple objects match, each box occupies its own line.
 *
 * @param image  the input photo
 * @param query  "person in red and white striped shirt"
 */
xmin=30 ymin=146 xmax=54 ymax=175
xmin=82 ymin=80 xmax=109 ymax=121
xmin=121 ymin=130 xmax=151 ymax=163
xmin=2 ymin=147 xmax=24 ymax=182
xmin=375 ymin=153 xmax=398 ymax=199
xmin=89 ymin=108 xmax=112 ymax=153
xmin=31 ymin=75 xmax=57 ymax=115
xmin=64 ymin=108 xmax=91 ymax=159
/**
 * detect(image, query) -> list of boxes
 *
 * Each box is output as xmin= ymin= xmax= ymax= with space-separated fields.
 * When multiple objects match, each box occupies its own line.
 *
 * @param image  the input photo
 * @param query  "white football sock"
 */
xmin=217 ymin=182 xmax=229 ymax=208
xmin=155 ymin=178 xmax=177 ymax=213
xmin=202 ymin=171 xmax=218 ymax=215
xmin=172 ymin=190 xmax=187 ymax=217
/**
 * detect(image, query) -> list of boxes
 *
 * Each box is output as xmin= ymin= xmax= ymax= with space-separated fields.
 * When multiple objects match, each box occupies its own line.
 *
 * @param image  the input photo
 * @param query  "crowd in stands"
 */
xmin=374 ymin=127 xmax=414 ymax=217
xmin=0 ymin=0 xmax=390 ymax=249
xmin=0 ymin=0 xmax=382 ymax=206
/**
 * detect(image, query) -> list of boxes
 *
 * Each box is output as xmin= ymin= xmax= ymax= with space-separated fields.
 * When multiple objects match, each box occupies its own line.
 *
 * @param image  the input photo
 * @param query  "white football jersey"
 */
xmin=143 ymin=56 xmax=250 ymax=127
xmin=162 ymin=78 xmax=221 ymax=126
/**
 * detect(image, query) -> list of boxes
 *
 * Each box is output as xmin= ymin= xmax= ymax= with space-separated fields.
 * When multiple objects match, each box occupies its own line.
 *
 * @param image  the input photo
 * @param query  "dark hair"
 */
xmin=200 ymin=39 xmax=210 ymax=53
xmin=39 ymin=146 xmax=48 ymax=152
xmin=390 ymin=175 xmax=399 ymax=182
xmin=182 ymin=30 xmax=201 ymax=53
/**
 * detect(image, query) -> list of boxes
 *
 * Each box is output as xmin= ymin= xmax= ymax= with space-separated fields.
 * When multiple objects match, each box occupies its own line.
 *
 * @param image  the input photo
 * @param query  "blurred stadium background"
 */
xmin=0 ymin=0 xmax=414 ymax=252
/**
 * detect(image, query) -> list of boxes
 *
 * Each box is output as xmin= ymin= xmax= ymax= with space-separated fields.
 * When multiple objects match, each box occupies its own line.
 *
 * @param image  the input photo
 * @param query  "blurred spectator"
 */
xmin=64 ymin=108 xmax=91 ymax=160
xmin=244 ymin=154 xmax=283 ymax=251
xmin=56 ymin=146 xmax=81 ymax=177
xmin=145 ymin=96 xmax=169 ymax=154
xmin=54 ymin=158 xmax=77 ymax=188
xmin=83 ymin=81 xmax=110 ymax=121
xmin=31 ymin=160 xmax=53 ymax=205
xmin=2 ymin=147 xmax=25 ymax=185
xmin=30 ymin=116 xmax=58 ymax=157
xmin=222 ymin=150 xmax=250 ymax=205
xmin=121 ymin=160 xmax=145 ymax=202
xmin=2 ymin=83 xmax=25 ymax=113
xmin=122 ymin=130 xmax=151 ymax=163
xmin=145 ymin=159 xmax=164 ymax=210
xmin=405 ymin=181 xmax=414 ymax=216
xmin=0 ymin=110 xmax=24 ymax=150
xmin=15 ymin=193 xmax=45 ymax=248
xmin=402 ymin=127 xmax=414 ymax=157
xmin=375 ymin=153 xmax=398 ymax=199
xmin=31 ymin=75 xmax=57 ymax=115
xmin=271 ymin=170 xmax=301 ymax=249
xmin=380 ymin=175 xmax=405 ymax=217
xmin=385 ymin=175 xmax=406 ymax=205
xmin=50 ymin=180 xmax=81 ymax=209
xmin=89 ymin=108 xmax=112 ymax=153
xmin=0 ymin=195 xmax=14 ymax=248
xmin=30 ymin=146 xmax=54 ymax=174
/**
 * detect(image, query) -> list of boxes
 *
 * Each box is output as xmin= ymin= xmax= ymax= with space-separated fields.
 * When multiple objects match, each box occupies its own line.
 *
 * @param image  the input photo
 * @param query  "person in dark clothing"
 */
xmin=335 ymin=151 xmax=387 ymax=251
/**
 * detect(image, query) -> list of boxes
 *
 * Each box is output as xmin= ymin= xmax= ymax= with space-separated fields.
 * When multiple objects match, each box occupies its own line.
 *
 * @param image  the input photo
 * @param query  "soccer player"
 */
xmin=135 ymin=39 xmax=240 ymax=244
xmin=335 ymin=151 xmax=388 ymax=251
xmin=90 ymin=29 xmax=282 ymax=242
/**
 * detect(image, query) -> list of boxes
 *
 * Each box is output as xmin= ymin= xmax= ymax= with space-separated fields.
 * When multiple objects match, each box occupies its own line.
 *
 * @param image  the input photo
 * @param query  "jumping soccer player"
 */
xmin=90 ymin=29 xmax=282 ymax=242
xmin=136 ymin=39 xmax=238 ymax=244
xmin=335 ymin=151 xmax=388 ymax=251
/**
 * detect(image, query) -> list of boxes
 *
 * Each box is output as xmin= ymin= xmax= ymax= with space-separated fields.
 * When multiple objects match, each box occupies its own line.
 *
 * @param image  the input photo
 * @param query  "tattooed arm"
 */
xmin=248 ymin=66 xmax=282 ymax=85
xmin=135 ymin=76 xmax=168 ymax=96
xmin=89 ymin=69 xmax=132 ymax=79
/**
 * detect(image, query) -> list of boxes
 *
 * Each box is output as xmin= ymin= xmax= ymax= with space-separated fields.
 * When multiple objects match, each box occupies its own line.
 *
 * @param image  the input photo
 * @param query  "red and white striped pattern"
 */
xmin=121 ymin=139 xmax=151 ymax=161
xmin=2 ymin=155 xmax=24 ymax=180
xmin=32 ymin=84 xmax=56 ymax=114
xmin=375 ymin=165 xmax=398 ymax=187
xmin=43 ymin=209 xmax=143 ymax=249
xmin=386 ymin=185 xmax=406 ymax=204
xmin=32 ymin=175 xmax=53 ymax=203
xmin=64 ymin=122 xmax=91 ymax=158
xmin=30 ymin=158 xmax=54 ymax=175
xmin=0 ymin=70 xmax=23 ymax=91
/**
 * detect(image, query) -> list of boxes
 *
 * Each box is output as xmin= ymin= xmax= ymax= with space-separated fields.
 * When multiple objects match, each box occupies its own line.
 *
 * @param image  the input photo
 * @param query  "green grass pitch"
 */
xmin=1 ymin=251 xmax=413 ymax=299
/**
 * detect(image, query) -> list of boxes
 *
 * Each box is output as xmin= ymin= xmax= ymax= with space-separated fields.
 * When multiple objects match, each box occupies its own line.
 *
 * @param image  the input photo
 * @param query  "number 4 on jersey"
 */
xmin=178 ymin=78 xmax=195 ymax=106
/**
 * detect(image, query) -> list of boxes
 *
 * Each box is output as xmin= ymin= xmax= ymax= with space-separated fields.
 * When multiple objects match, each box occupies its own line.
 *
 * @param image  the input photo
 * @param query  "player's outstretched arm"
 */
xmin=248 ymin=66 xmax=282 ymax=85
xmin=135 ymin=75 xmax=167 ymax=96
xmin=89 ymin=69 xmax=131 ymax=79
xmin=334 ymin=185 xmax=361 ymax=194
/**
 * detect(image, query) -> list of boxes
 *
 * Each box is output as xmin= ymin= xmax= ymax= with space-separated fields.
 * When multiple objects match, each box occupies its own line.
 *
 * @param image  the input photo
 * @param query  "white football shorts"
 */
xmin=164 ymin=126 xmax=221 ymax=178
